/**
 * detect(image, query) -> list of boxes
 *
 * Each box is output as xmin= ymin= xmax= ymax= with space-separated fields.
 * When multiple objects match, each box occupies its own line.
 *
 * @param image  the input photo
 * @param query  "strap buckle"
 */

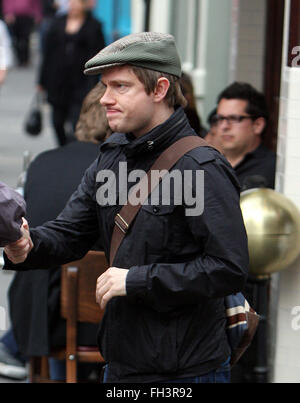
xmin=114 ymin=213 xmax=129 ymax=234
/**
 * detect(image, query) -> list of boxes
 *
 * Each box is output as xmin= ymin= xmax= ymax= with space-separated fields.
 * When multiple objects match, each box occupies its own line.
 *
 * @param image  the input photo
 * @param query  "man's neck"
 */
xmin=133 ymin=106 xmax=175 ymax=138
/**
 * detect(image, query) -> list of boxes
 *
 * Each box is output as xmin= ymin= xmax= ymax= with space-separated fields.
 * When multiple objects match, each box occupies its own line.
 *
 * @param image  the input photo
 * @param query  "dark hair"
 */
xmin=180 ymin=72 xmax=197 ymax=109
xmin=217 ymin=82 xmax=269 ymax=121
xmin=180 ymin=72 xmax=206 ymax=135
xmin=131 ymin=66 xmax=187 ymax=108
xmin=207 ymin=107 xmax=217 ymax=127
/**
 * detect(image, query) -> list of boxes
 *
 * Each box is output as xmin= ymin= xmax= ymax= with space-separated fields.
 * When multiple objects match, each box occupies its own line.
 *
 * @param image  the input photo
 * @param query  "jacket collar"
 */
xmin=100 ymin=107 xmax=192 ymax=157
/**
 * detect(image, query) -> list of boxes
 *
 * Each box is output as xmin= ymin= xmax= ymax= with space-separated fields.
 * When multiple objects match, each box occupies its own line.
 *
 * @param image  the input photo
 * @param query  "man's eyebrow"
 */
xmin=102 ymin=79 xmax=132 ymax=86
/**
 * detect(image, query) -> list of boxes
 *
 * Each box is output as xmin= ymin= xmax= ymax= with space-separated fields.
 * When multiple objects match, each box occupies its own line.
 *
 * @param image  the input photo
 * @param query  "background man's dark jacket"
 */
xmin=234 ymin=143 xmax=276 ymax=191
xmin=5 ymin=108 xmax=249 ymax=382
xmin=8 ymin=141 xmax=101 ymax=356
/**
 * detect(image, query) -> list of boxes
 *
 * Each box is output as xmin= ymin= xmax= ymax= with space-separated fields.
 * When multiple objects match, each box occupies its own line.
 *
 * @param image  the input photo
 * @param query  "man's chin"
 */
xmin=108 ymin=122 xmax=121 ymax=133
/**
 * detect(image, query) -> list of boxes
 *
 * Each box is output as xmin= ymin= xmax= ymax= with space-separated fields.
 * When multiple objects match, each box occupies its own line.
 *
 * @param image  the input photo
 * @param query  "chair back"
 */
xmin=61 ymin=251 xmax=108 ymax=324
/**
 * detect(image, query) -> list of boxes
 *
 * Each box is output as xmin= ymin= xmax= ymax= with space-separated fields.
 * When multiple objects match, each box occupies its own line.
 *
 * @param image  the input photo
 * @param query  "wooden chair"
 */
xmin=30 ymin=251 xmax=108 ymax=383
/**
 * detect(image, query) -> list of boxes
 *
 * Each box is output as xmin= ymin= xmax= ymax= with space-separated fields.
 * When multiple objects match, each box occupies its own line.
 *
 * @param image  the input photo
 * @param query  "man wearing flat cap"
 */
xmin=3 ymin=32 xmax=249 ymax=383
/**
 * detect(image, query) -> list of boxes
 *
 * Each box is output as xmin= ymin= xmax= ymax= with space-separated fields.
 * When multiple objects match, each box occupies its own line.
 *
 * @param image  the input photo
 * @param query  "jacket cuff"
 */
xmin=2 ymin=250 xmax=25 ymax=271
xmin=126 ymin=265 xmax=148 ymax=298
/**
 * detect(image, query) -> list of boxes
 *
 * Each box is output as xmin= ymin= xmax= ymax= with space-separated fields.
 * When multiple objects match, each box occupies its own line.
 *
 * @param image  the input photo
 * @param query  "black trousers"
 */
xmin=51 ymin=103 xmax=82 ymax=146
xmin=8 ymin=15 xmax=34 ymax=65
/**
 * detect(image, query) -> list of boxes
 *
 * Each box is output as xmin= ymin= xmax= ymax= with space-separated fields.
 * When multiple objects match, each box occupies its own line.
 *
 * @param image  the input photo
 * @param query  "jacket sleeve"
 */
xmin=125 ymin=155 xmax=249 ymax=312
xmin=3 ymin=160 xmax=100 ymax=271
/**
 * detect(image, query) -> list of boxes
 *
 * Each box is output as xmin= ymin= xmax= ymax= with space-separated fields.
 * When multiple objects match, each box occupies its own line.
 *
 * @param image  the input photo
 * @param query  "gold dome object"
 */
xmin=240 ymin=188 xmax=300 ymax=276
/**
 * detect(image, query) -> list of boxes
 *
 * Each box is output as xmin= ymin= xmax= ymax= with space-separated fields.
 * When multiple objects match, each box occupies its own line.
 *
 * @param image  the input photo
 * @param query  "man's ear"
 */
xmin=253 ymin=117 xmax=266 ymax=136
xmin=153 ymin=77 xmax=170 ymax=103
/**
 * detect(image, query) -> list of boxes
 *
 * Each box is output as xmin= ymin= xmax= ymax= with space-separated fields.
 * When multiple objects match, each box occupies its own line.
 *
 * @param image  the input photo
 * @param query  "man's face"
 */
xmin=69 ymin=0 xmax=86 ymax=15
xmin=100 ymin=66 xmax=157 ymax=137
xmin=215 ymin=99 xmax=264 ymax=155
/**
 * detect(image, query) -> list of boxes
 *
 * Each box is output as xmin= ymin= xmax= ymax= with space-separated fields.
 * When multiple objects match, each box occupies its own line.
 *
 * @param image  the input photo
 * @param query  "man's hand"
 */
xmin=4 ymin=218 xmax=33 ymax=264
xmin=96 ymin=267 xmax=128 ymax=310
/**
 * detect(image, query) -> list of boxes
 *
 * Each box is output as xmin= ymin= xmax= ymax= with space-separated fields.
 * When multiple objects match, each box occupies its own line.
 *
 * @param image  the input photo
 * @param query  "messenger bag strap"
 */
xmin=109 ymin=136 xmax=209 ymax=265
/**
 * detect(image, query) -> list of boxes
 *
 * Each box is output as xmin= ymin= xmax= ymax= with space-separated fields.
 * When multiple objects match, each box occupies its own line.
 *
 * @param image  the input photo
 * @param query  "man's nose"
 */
xmin=100 ymin=89 xmax=114 ymax=106
xmin=218 ymin=118 xmax=230 ymax=131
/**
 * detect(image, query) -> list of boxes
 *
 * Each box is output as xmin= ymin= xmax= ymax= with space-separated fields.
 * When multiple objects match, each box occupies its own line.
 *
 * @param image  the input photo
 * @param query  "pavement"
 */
xmin=0 ymin=36 xmax=56 ymax=383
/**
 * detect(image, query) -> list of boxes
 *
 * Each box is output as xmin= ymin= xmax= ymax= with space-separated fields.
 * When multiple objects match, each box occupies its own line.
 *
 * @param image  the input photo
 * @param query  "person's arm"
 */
xmin=3 ymin=159 xmax=101 ymax=271
xmin=37 ymin=18 xmax=56 ymax=89
xmin=124 ymin=155 xmax=249 ymax=312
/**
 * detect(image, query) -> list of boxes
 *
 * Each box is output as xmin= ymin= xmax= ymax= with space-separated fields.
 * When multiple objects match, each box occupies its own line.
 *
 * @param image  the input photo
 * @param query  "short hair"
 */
xmin=130 ymin=66 xmax=187 ymax=109
xmin=207 ymin=107 xmax=218 ymax=127
xmin=75 ymin=82 xmax=112 ymax=143
xmin=217 ymin=82 xmax=269 ymax=122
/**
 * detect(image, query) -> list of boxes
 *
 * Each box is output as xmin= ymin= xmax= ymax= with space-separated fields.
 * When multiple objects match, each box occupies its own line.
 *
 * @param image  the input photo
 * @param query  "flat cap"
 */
xmin=84 ymin=32 xmax=182 ymax=78
xmin=0 ymin=181 xmax=26 ymax=247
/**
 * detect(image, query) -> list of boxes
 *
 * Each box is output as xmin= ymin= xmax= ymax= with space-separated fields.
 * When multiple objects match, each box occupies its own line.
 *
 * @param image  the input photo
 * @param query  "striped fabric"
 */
xmin=225 ymin=292 xmax=260 ymax=367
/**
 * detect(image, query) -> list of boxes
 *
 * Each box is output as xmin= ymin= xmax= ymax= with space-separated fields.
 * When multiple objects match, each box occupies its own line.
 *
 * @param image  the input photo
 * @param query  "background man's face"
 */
xmin=215 ymin=99 xmax=262 ymax=156
xmin=100 ymin=66 xmax=157 ymax=137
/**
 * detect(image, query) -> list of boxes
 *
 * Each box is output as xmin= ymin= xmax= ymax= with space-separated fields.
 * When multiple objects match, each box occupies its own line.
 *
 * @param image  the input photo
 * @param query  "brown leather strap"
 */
xmin=109 ymin=136 xmax=209 ymax=265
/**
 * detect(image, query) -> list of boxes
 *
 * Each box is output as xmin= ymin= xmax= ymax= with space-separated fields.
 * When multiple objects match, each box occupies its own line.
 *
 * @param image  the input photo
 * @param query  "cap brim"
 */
xmin=84 ymin=62 xmax=125 ymax=76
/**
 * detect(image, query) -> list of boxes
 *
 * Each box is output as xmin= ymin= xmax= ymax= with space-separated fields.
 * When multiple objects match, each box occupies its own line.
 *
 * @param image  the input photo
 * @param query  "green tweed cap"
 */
xmin=84 ymin=32 xmax=182 ymax=78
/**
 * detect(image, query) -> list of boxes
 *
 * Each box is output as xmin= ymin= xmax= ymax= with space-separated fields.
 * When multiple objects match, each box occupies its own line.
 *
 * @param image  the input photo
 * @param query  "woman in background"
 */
xmin=38 ymin=0 xmax=105 ymax=146
xmin=180 ymin=72 xmax=207 ymax=138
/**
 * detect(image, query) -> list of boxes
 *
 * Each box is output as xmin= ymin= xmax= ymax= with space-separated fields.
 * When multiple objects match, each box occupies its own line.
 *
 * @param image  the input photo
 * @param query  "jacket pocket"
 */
xmin=140 ymin=204 xmax=184 ymax=255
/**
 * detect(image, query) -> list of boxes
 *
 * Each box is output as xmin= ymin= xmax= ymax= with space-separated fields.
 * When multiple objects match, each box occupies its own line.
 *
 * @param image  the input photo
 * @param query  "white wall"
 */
xmin=149 ymin=0 xmax=171 ymax=33
xmin=273 ymin=0 xmax=300 ymax=383
xmin=131 ymin=0 xmax=145 ymax=33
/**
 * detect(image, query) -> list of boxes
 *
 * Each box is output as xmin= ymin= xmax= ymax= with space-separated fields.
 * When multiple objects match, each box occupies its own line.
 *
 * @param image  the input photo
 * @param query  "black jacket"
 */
xmin=39 ymin=13 xmax=105 ymax=107
xmin=4 ymin=108 xmax=249 ymax=382
xmin=8 ymin=142 xmax=102 ymax=356
xmin=234 ymin=143 xmax=276 ymax=191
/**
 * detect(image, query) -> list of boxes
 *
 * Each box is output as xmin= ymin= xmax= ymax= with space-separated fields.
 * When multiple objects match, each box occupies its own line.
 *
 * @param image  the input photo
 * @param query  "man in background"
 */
xmin=214 ymin=82 xmax=276 ymax=191
xmin=213 ymin=82 xmax=276 ymax=383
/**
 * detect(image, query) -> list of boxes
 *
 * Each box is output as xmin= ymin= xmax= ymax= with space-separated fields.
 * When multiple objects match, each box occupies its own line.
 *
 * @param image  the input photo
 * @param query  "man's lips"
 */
xmin=106 ymin=109 xmax=121 ymax=116
xmin=221 ymin=134 xmax=234 ymax=142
